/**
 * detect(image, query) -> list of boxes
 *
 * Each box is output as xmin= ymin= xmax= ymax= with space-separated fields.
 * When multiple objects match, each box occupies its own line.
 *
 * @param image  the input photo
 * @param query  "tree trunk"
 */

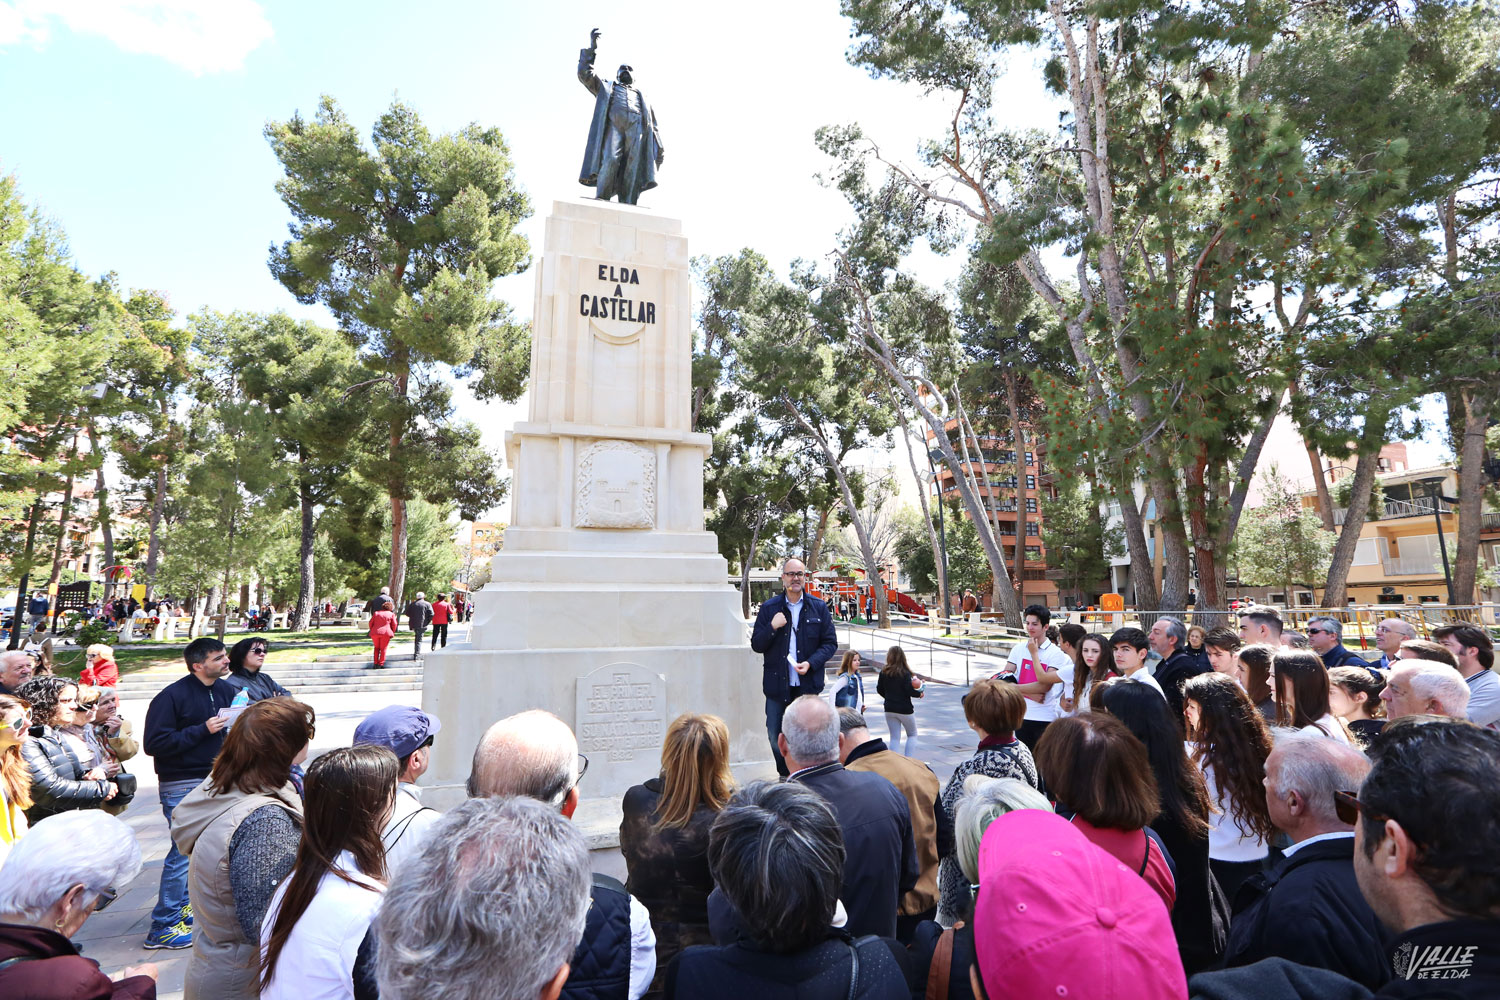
xmin=742 ymin=509 xmax=766 ymax=619
xmin=1183 ymin=449 xmax=1224 ymax=616
xmin=88 ymin=423 xmax=116 ymax=606
xmin=217 ymin=510 xmax=237 ymax=640
xmin=1005 ymin=374 xmax=1028 ymax=606
xmin=293 ymin=476 xmax=316 ymax=632
xmin=892 ymin=393 xmax=948 ymax=617
xmin=1322 ymin=443 xmax=1382 ymax=607
xmin=387 ymin=361 xmax=411 ymax=605
xmin=143 ymin=465 xmax=168 ymax=602
xmin=6 ymin=499 xmax=46 ymax=650
xmin=806 ymin=505 xmax=832 ymax=572
xmin=1450 ymin=390 xmax=1486 ymax=605
xmin=44 ymin=466 xmax=78 ymax=602
xmin=783 ymin=396 xmax=891 ymax=628
xmin=835 ymin=259 xmax=1021 ymax=625
xmin=1304 ymin=438 xmax=1336 ymax=531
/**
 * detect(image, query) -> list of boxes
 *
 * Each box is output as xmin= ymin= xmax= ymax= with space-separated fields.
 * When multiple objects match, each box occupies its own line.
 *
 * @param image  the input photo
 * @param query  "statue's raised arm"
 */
xmin=578 ymin=28 xmax=605 ymax=97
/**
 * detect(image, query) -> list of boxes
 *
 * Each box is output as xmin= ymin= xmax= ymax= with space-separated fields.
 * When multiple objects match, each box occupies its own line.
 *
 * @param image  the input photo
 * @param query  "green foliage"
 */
xmin=265 ymin=96 xmax=525 ymax=596
xmin=1041 ymin=486 xmax=1123 ymax=605
xmin=1231 ymin=468 xmax=1338 ymax=594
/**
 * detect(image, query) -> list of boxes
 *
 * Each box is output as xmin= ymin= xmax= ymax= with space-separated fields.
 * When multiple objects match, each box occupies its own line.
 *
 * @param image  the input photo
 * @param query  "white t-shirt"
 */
xmin=1121 ymin=669 xmax=1167 ymax=700
xmin=1300 ymin=715 xmax=1352 ymax=745
xmin=1006 ymin=638 xmax=1076 ymax=723
xmin=261 ymin=850 xmax=384 ymax=1000
xmin=1190 ymin=745 xmax=1269 ymax=863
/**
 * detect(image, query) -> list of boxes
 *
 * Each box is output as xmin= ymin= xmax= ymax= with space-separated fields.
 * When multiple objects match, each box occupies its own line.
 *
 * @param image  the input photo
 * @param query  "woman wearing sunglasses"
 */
xmin=0 ymin=694 xmax=33 ymax=851
xmin=79 ymin=643 xmax=119 ymax=688
xmin=15 ymin=677 xmax=115 ymax=822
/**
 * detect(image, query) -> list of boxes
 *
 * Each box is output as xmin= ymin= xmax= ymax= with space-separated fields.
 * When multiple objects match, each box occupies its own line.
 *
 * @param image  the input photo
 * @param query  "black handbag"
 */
xmin=108 ymin=771 xmax=137 ymax=810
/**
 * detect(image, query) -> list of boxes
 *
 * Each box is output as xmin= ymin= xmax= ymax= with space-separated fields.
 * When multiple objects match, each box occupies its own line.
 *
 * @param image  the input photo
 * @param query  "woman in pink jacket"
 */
xmin=368 ymin=607 xmax=397 ymax=668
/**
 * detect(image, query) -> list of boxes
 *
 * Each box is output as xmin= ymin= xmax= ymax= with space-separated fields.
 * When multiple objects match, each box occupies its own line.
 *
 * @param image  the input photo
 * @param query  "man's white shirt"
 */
xmin=1006 ymin=638 xmax=1076 ymax=723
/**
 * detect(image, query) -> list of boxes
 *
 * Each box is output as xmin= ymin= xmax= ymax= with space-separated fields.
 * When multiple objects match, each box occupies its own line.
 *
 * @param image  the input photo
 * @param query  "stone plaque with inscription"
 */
xmin=575 ymin=440 xmax=656 ymax=529
xmin=576 ymin=662 xmax=666 ymax=764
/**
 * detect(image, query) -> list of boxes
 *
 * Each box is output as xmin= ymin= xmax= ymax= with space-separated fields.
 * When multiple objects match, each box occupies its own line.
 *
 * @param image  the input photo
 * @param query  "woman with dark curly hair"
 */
xmin=1182 ymin=673 xmax=1274 ymax=902
xmin=16 ymin=676 xmax=115 ymax=821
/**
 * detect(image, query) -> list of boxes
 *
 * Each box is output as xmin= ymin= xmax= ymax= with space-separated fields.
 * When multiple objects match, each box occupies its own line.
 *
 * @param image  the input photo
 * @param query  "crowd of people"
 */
xmin=0 ymin=578 xmax=1496 ymax=998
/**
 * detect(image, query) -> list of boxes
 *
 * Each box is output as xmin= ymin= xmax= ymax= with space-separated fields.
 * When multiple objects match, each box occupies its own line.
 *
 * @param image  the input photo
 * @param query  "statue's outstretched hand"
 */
xmin=590 ymin=28 xmax=601 ymax=48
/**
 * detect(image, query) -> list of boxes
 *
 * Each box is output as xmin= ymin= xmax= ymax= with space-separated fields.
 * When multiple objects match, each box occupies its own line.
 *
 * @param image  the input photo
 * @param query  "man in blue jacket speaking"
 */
xmin=750 ymin=558 xmax=839 ymax=776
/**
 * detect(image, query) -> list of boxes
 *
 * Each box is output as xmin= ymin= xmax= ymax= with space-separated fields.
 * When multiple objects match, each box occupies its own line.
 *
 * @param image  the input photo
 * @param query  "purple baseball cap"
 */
xmin=353 ymin=705 xmax=441 ymax=759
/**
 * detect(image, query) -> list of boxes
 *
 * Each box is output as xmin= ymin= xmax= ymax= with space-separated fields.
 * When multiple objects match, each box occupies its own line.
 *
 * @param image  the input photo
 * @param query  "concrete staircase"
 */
xmin=116 ymin=654 xmax=424 ymax=701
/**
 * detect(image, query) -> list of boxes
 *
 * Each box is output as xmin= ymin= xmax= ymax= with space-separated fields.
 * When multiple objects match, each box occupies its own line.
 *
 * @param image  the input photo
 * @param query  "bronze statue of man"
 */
xmin=577 ymin=28 xmax=664 ymax=205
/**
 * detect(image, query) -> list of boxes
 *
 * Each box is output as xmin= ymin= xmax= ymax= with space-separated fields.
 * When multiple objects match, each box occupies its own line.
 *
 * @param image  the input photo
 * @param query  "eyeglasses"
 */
xmin=93 ymin=886 xmax=118 ymax=912
xmin=4 ymin=712 xmax=30 ymax=735
xmin=783 ymin=571 xmax=807 ymax=578
xmin=1306 ymin=627 xmax=1330 ymax=636
xmin=576 ymin=753 xmax=590 ymax=784
xmin=249 ymin=646 xmax=267 ymax=655
xmin=1333 ymin=789 xmax=1403 ymax=836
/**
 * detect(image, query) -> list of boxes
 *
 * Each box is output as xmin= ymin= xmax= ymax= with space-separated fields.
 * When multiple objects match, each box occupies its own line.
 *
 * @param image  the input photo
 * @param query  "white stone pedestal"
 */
xmin=421 ymin=199 xmax=773 ymax=817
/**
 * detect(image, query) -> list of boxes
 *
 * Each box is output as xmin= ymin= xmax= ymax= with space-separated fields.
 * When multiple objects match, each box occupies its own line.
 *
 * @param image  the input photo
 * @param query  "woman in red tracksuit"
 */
xmin=368 ymin=606 xmax=397 ymax=668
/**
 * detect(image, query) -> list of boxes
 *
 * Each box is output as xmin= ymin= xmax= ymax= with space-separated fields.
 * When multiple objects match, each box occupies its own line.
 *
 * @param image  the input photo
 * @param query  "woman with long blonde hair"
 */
xmin=620 ymin=713 xmax=735 ymax=996
xmin=0 ymin=695 xmax=33 ymax=849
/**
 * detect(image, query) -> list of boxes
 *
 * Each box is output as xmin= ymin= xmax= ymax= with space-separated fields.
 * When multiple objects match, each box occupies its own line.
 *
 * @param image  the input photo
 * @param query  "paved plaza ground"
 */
xmin=76 ymin=621 xmax=987 ymax=996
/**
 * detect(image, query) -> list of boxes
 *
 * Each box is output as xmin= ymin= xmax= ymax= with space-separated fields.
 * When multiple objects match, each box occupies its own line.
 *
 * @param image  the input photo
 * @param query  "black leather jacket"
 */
xmin=20 ymin=726 xmax=110 ymax=821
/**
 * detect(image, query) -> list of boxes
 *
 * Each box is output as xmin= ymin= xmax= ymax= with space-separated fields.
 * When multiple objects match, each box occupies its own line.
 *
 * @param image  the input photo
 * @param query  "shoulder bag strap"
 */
xmin=846 ymin=937 xmax=862 ymax=1000
xmin=1138 ymin=830 xmax=1152 ymax=876
xmin=0 ymin=955 xmax=37 ymax=971
xmin=385 ymin=806 xmax=437 ymax=848
xmin=925 ymin=924 xmax=958 ymax=1000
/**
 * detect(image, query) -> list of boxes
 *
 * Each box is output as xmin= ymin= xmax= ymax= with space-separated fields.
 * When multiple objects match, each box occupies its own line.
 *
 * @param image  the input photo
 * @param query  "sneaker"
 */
xmin=180 ymin=903 xmax=193 ymax=925
xmin=144 ymin=921 xmax=193 ymax=950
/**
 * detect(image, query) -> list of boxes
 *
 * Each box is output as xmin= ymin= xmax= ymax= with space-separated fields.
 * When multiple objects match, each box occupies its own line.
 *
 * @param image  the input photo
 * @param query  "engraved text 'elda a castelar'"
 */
xmin=580 ymin=263 xmax=657 ymax=324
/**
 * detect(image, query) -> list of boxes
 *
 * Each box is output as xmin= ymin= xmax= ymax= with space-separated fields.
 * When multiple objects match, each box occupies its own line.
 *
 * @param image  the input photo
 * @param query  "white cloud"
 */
xmin=0 ymin=0 xmax=272 ymax=74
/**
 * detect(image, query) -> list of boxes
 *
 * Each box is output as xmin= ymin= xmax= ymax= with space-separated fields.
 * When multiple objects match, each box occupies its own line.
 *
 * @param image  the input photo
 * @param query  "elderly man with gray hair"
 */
xmin=1221 ymin=730 xmax=1388 ymax=988
xmin=467 ymin=710 xmax=656 ymax=1000
xmin=1380 ymin=659 xmax=1472 ymax=721
xmin=376 ymin=796 xmax=592 ymax=1000
xmin=781 ymin=695 xmax=918 ymax=940
xmin=1306 ymin=616 xmax=1374 ymax=675
xmin=1148 ymin=615 xmax=1211 ymax=725
xmin=0 ymin=650 xmax=33 ymax=697
xmin=836 ymin=707 xmax=949 ymax=940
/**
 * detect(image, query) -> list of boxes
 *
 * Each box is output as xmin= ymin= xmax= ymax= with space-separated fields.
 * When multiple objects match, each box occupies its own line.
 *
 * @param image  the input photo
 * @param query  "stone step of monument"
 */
xmin=117 ymin=660 xmax=425 ymax=700
xmin=314 ymin=652 xmax=419 ymax=663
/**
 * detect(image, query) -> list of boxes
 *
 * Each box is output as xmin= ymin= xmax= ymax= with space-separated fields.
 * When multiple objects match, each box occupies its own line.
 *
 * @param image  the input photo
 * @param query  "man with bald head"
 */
xmin=1372 ymin=618 xmax=1416 ymax=671
xmin=751 ymin=557 xmax=839 ymax=776
xmin=781 ymin=694 xmax=917 ymax=940
xmin=467 ymin=710 xmax=657 ymax=1000
xmin=0 ymin=650 xmax=33 ymax=696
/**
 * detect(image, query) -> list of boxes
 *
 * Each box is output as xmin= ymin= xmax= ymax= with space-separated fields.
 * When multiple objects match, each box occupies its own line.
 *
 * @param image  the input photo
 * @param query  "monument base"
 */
xmin=419 ymin=640 xmax=776 ymax=817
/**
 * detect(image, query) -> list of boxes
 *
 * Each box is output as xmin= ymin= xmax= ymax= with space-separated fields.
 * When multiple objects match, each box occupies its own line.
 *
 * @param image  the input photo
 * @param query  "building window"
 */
xmin=1025 ymin=497 xmax=1038 ymax=513
xmin=1025 ymin=547 xmax=1041 ymax=561
xmin=1025 ymin=475 xmax=1036 ymax=490
xmin=1025 ymin=523 xmax=1040 ymax=536
xmin=1025 ymin=452 xmax=1034 ymax=466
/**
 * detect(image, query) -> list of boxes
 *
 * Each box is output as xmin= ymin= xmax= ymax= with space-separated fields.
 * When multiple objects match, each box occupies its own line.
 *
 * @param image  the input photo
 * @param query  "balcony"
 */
xmin=1332 ymin=497 xmax=1455 ymax=526
xmin=1383 ymin=556 xmax=1440 ymax=576
xmin=1484 ymin=512 xmax=1500 ymax=531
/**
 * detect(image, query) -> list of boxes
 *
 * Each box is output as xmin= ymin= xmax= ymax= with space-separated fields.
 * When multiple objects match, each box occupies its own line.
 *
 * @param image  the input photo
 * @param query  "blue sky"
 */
xmin=0 ymin=1 xmax=1450 ymax=519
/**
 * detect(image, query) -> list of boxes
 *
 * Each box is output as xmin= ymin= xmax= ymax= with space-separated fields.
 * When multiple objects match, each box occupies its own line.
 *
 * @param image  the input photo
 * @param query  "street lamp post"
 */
xmin=1417 ymin=476 xmax=1456 ymax=605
